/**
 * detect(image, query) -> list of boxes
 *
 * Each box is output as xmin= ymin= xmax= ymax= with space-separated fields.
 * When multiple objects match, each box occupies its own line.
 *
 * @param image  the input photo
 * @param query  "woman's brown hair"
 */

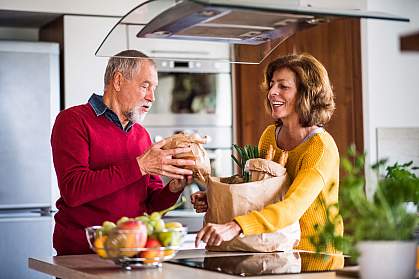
xmin=262 ymin=53 xmax=335 ymax=127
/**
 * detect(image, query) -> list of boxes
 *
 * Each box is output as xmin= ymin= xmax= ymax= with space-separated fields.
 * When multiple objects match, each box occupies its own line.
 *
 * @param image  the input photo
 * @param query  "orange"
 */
xmin=164 ymin=249 xmax=175 ymax=257
xmin=141 ymin=249 xmax=164 ymax=264
xmin=94 ymin=235 xmax=108 ymax=258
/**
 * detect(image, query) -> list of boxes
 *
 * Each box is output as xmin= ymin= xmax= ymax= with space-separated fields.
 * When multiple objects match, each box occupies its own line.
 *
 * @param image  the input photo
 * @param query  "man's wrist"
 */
xmin=136 ymin=156 xmax=147 ymax=175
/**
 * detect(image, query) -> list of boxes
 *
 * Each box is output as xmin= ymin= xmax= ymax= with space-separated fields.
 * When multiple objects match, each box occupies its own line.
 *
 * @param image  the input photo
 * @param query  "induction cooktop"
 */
xmin=168 ymin=251 xmax=345 ymax=277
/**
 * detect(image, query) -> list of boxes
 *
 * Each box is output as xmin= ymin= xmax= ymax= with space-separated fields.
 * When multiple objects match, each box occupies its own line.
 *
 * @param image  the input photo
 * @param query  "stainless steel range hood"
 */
xmin=96 ymin=0 xmax=409 ymax=64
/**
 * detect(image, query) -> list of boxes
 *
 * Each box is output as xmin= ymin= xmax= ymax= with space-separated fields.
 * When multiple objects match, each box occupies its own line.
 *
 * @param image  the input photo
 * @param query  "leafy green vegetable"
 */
xmin=231 ymin=144 xmax=260 ymax=182
xmin=310 ymin=145 xmax=419 ymax=259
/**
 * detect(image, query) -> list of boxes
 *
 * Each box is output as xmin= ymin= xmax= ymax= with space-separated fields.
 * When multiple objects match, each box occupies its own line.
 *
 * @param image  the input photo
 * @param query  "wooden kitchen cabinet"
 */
xmin=40 ymin=15 xmax=119 ymax=109
xmin=233 ymin=19 xmax=364 ymax=156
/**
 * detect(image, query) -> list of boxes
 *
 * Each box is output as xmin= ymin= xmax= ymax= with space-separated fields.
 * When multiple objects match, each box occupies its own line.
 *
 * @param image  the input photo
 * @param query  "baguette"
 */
xmin=265 ymin=144 xmax=276 ymax=161
xmin=278 ymin=150 xmax=288 ymax=166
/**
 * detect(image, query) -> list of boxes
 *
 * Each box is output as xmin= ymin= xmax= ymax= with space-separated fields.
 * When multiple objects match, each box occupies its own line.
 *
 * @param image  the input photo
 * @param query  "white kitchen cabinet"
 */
xmin=43 ymin=15 xmax=230 ymax=109
xmin=62 ymin=15 xmax=119 ymax=108
xmin=40 ymin=15 xmax=120 ymax=108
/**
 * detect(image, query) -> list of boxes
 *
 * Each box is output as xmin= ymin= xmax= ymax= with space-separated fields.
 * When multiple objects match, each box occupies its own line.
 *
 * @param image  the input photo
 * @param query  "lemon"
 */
xmin=165 ymin=222 xmax=182 ymax=229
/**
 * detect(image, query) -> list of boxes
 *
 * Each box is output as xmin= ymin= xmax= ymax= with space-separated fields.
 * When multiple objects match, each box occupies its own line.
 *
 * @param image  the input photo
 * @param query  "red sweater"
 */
xmin=51 ymin=104 xmax=180 ymax=255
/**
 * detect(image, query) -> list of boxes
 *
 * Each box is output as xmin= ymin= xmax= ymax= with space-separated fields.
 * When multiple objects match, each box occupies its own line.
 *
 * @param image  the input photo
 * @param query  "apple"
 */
xmin=101 ymin=221 xmax=116 ymax=234
xmin=118 ymin=220 xmax=148 ymax=248
xmin=140 ymin=237 xmax=164 ymax=263
xmin=118 ymin=220 xmax=143 ymax=230
xmin=105 ymin=220 xmax=148 ymax=257
xmin=158 ymin=230 xmax=183 ymax=247
xmin=116 ymin=216 xmax=131 ymax=226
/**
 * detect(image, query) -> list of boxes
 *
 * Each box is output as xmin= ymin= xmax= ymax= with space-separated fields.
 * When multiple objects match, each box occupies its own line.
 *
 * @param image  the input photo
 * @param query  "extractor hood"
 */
xmin=96 ymin=0 xmax=409 ymax=64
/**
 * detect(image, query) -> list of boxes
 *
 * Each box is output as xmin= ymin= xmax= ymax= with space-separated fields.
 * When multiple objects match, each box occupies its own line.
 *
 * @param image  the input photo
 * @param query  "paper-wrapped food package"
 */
xmin=161 ymin=133 xmax=211 ymax=184
xmin=247 ymin=145 xmax=289 ymax=182
xmin=246 ymin=158 xmax=287 ymax=182
xmin=205 ymin=148 xmax=300 ymax=252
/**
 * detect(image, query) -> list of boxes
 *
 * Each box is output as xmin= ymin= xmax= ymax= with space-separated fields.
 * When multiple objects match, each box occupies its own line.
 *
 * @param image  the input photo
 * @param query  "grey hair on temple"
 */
xmin=104 ymin=50 xmax=155 ymax=87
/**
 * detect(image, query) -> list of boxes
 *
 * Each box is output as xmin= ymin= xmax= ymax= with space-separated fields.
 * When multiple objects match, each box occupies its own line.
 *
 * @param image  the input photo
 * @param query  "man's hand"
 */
xmin=137 ymin=139 xmax=195 ymax=179
xmin=168 ymin=175 xmax=193 ymax=193
xmin=191 ymin=191 xmax=208 ymax=213
xmin=195 ymin=221 xmax=242 ymax=247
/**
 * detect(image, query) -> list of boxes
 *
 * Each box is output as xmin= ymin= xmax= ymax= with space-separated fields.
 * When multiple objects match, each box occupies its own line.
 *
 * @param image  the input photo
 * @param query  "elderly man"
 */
xmin=51 ymin=50 xmax=195 ymax=255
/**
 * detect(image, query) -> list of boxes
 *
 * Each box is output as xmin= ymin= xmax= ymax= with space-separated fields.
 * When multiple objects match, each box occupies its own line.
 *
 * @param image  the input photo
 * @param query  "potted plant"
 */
xmin=310 ymin=145 xmax=419 ymax=279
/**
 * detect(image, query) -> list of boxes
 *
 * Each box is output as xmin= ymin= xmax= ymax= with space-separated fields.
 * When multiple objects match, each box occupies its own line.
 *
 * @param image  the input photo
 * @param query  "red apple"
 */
xmin=140 ymin=237 xmax=164 ymax=263
xmin=117 ymin=220 xmax=143 ymax=230
xmin=144 ymin=238 xmax=162 ymax=248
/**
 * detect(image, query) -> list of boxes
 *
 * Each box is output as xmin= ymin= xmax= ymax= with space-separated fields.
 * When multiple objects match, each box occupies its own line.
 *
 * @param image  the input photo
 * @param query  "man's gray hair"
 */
xmin=104 ymin=50 xmax=155 ymax=87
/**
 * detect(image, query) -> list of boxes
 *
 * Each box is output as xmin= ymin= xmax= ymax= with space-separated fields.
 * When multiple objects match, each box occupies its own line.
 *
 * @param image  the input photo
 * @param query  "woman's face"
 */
xmin=267 ymin=67 xmax=298 ymax=122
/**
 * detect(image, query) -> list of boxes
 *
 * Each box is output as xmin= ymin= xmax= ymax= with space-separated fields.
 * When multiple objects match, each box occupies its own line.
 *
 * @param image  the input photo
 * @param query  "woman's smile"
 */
xmin=271 ymin=100 xmax=285 ymax=108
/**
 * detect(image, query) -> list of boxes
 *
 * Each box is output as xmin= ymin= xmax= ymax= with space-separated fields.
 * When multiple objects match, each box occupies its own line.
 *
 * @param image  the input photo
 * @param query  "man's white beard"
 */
xmin=126 ymin=105 xmax=148 ymax=124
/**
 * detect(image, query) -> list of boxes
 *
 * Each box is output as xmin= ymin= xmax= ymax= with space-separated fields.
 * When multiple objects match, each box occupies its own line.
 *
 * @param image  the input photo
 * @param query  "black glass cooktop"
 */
xmin=168 ymin=251 xmax=345 ymax=277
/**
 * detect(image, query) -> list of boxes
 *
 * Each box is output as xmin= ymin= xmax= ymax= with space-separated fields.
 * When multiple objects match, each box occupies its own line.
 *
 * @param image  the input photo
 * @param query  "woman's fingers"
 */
xmin=193 ymin=202 xmax=208 ymax=212
xmin=201 ymin=226 xmax=214 ymax=244
xmin=191 ymin=191 xmax=208 ymax=212
xmin=195 ymin=222 xmax=242 ymax=247
xmin=195 ymin=206 xmax=207 ymax=213
xmin=191 ymin=191 xmax=206 ymax=203
xmin=193 ymin=199 xmax=206 ymax=205
xmin=195 ymin=224 xmax=210 ymax=247
xmin=208 ymin=233 xmax=222 ymax=246
xmin=195 ymin=224 xmax=218 ymax=247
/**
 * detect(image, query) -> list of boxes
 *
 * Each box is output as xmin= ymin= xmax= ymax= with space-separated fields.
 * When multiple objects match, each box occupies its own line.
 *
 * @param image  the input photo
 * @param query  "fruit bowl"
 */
xmin=86 ymin=225 xmax=187 ymax=270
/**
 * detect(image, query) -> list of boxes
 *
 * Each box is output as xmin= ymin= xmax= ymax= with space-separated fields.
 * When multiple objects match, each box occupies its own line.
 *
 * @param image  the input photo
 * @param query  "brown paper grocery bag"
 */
xmin=203 ymin=252 xmax=301 ymax=275
xmin=205 ymin=168 xmax=300 ymax=252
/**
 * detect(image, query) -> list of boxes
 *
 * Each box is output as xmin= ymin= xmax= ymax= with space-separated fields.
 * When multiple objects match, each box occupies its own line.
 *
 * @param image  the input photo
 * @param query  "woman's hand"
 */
xmin=195 ymin=221 xmax=242 ymax=247
xmin=168 ymin=175 xmax=193 ymax=193
xmin=190 ymin=191 xmax=208 ymax=213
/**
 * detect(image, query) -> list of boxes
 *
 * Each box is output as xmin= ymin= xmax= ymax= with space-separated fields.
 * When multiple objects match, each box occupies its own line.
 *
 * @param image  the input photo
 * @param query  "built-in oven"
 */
xmin=144 ymin=59 xmax=233 ymax=213
xmin=143 ymin=60 xmax=232 ymax=128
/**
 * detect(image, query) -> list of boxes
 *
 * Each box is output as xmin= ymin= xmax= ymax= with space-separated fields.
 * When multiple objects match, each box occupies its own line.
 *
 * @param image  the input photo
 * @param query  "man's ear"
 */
xmin=113 ymin=72 xmax=124 ymax=91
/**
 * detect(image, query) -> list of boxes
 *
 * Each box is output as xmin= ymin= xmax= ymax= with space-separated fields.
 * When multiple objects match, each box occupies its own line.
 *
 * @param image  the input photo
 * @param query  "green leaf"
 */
xmin=230 ymin=144 xmax=261 ymax=178
xmin=310 ymin=144 xmax=419 ymax=259
xmin=341 ymin=158 xmax=353 ymax=173
xmin=231 ymin=154 xmax=241 ymax=169
xmin=347 ymin=144 xmax=356 ymax=157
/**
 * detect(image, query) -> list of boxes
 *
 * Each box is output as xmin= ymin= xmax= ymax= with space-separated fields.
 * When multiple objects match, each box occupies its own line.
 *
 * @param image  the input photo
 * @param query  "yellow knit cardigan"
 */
xmin=234 ymin=124 xmax=343 ymax=253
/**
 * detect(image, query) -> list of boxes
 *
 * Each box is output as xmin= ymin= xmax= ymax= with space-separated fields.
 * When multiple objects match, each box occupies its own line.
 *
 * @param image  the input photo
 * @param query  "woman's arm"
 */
xmin=234 ymin=168 xmax=326 ymax=235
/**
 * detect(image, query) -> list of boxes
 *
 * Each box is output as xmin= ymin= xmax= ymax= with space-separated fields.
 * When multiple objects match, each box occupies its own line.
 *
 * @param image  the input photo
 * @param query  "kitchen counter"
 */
xmin=163 ymin=210 xmax=205 ymax=233
xmin=29 ymin=249 xmax=357 ymax=279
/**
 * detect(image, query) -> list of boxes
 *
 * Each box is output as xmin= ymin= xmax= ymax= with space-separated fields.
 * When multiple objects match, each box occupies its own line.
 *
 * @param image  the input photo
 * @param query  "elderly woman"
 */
xmin=192 ymin=53 xmax=343 ymax=253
